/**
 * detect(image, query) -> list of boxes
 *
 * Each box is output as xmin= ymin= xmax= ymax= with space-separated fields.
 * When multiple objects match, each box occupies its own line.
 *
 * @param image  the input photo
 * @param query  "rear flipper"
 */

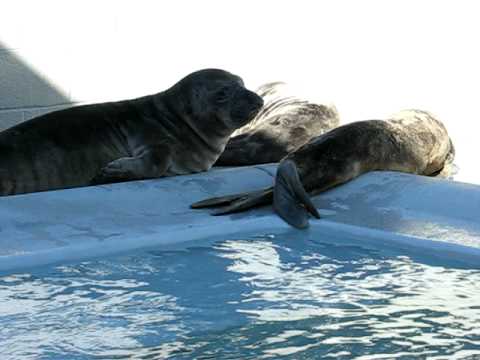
xmin=273 ymin=160 xmax=320 ymax=229
xmin=190 ymin=188 xmax=273 ymax=215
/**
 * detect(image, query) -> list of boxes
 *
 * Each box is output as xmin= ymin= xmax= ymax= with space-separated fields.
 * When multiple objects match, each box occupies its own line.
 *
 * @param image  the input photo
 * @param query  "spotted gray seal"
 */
xmin=0 ymin=69 xmax=263 ymax=196
xmin=192 ymin=109 xmax=455 ymax=228
xmin=215 ymin=81 xmax=339 ymax=166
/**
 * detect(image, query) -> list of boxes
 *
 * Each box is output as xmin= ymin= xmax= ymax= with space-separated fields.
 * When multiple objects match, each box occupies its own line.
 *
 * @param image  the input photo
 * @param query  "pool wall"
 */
xmin=1 ymin=164 xmax=479 ymax=273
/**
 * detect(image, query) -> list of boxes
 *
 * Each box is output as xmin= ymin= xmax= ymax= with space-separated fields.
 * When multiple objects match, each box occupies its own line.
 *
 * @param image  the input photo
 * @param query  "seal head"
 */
xmin=166 ymin=69 xmax=263 ymax=132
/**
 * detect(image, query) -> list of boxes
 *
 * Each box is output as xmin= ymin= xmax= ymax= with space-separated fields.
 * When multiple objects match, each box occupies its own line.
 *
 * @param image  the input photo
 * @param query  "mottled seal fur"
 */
xmin=192 ymin=109 xmax=455 ymax=229
xmin=0 ymin=69 xmax=263 ymax=196
xmin=215 ymin=81 xmax=339 ymax=166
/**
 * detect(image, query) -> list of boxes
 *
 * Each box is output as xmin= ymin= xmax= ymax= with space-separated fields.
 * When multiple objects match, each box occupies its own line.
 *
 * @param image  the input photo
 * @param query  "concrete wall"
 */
xmin=1 ymin=1 xmax=479 ymax=182
xmin=0 ymin=46 xmax=71 ymax=130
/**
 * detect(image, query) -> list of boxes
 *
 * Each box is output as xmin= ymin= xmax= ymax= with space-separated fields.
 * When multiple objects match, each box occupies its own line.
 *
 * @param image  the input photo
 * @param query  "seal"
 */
xmin=215 ymin=81 xmax=339 ymax=166
xmin=0 ymin=69 xmax=263 ymax=196
xmin=192 ymin=109 xmax=455 ymax=229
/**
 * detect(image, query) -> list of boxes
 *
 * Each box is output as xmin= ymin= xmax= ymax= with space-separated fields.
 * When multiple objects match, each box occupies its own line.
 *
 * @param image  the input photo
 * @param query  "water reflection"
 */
xmin=0 ymin=262 xmax=184 ymax=359
xmin=208 ymin=238 xmax=480 ymax=359
xmin=1 ymin=236 xmax=480 ymax=359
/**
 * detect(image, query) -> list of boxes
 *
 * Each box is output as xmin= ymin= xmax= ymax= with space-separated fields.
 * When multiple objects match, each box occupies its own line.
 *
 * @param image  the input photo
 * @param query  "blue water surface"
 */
xmin=1 ymin=232 xmax=480 ymax=359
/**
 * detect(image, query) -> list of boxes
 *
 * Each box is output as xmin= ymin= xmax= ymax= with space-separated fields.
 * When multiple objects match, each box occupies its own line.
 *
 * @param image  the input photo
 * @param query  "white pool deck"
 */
xmin=1 ymin=164 xmax=479 ymax=273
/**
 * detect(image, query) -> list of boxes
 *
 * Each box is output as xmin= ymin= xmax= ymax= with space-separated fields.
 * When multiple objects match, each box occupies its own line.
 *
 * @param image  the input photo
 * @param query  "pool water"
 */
xmin=1 ymin=233 xmax=480 ymax=359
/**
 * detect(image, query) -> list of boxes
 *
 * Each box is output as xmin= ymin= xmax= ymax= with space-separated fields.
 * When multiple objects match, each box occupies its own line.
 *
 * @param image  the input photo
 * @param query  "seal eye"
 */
xmin=215 ymin=86 xmax=233 ymax=104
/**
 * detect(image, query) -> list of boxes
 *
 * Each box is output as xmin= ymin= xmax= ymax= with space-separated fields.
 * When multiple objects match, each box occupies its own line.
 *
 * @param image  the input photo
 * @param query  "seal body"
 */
xmin=192 ymin=109 xmax=455 ymax=229
xmin=288 ymin=109 xmax=455 ymax=195
xmin=215 ymin=82 xmax=339 ymax=166
xmin=0 ymin=69 xmax=263 ymax=196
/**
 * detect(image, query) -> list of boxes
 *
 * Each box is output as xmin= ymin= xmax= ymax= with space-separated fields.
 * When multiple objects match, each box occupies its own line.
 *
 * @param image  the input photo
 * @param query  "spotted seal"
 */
xmin=0 ymin=69 xmax=263 ymax=196
xmin=215 ymin=81 xmax=339 ymax=166
xmin=192 ymin=109 xmax=455 ymax=228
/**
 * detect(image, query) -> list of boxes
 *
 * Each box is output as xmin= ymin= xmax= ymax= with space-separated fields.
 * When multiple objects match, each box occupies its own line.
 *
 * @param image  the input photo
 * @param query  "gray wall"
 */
xmin=0 ymin=43 xmax=73 ymax=130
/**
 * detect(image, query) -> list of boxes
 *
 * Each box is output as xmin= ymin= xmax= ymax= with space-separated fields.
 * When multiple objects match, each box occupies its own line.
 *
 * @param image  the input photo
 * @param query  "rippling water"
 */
xmin=1 ymin=234 xmax=480 ymax=359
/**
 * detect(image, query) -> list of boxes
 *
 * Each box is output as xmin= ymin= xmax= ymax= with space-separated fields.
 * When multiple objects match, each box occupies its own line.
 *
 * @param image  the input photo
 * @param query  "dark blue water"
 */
xmin=1 ymin=234 xmax=480 ymax=359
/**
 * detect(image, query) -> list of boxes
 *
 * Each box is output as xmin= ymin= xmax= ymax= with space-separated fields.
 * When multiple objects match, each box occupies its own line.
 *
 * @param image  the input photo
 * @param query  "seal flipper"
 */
xmin=273 ymin=160 xmax=320 ymax=229
xmin=191 ymin=189 xmax=268 ymax=208
xmin=91 ymin=143 xmax=172 ymax=185
xmin=190 ymin=188 xmax=273 ymax=215
xmin=211 ymin=189 xmax=273 ymax=215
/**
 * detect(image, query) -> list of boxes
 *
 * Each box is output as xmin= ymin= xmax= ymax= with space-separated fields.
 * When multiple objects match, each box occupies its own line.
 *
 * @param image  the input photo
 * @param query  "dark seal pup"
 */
xmin=192 ymin=109 xmax=455 ymax=229
xmin=0 ymin=69 xmax=263 ymax=196
xmin=215 ymin=81 xmax=339 ymax=166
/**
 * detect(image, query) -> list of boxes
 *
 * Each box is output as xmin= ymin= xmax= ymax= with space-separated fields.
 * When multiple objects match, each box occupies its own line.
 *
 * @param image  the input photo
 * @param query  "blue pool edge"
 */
xmin=1 ymin=164 xmax=479 ymax=273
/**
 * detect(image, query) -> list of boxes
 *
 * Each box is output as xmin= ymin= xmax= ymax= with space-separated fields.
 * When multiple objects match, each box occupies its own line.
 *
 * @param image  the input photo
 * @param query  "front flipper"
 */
xmin=273 ymin=160 xmax=320 ymax=229
xmin=91 ymin=144 xmax=171 ymax=185
xmin=191 ymin=188 xmax=273 ymax=215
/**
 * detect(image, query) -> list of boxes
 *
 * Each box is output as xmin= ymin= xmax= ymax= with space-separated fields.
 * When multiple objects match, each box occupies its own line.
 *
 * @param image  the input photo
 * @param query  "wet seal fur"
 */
xmin=215 ymin=82 xmax=339 ymax=166
xmin=0 ymin=69 xmax=263 ymax=196
xmin=192 ymin=109 xmax=455 ymax=229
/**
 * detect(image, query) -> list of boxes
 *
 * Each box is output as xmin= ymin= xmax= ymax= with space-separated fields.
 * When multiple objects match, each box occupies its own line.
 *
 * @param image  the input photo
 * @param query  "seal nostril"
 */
xmin=248 ymin=92 xmax=263 ymax=109
xmin=256 ymin=97 xmax=264 ymax=108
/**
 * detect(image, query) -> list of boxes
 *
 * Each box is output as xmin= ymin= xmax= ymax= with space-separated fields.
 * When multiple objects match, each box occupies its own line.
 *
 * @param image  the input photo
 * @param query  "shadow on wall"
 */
xmin=0 ymin=41 xmax=73 ymax=131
